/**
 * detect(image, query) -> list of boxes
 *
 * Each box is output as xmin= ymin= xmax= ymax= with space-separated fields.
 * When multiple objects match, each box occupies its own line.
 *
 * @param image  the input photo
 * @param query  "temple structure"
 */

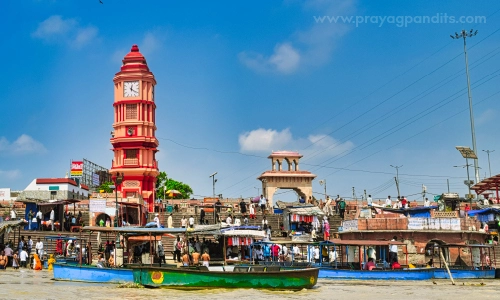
xmin=258 ymin=151 xmax=316 ymax=208
xmin=110 ymin=44 xmax=159 ymax=213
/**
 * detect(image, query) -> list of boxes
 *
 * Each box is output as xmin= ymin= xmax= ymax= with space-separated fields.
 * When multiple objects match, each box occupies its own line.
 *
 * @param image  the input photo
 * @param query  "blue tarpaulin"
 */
xmin=467 ymin=208 xmax=500 ymax=223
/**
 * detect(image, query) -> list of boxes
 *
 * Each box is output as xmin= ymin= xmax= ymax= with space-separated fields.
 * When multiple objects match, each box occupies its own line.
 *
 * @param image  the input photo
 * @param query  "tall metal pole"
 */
xmin=452 ymin=29 xmax=480 ymax=184
xmin=482 ymin=149 xmax=494 ymax=177
xmin=465 ymin=158 xmax=472 ymax=206
xmin=390 ymin=165 xmax=402 ymax=197
xmin=209 ymin=172 xmax=217 ymax=198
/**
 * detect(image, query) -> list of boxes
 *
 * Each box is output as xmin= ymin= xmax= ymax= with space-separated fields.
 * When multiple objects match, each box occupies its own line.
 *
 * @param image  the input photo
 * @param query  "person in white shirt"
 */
xmin=313 ymin=246 xmax=320 ymax=263
xmin=36 ymin=210 xmax=43 ymax=231
xmin=423 ymin=198 xmax=430 ymax=207
xmin=259 ymin=195 xmax=267 ymax=214
xmin=261 ymin=216 xmax=268 ymax=229
xmin=153 ymin=213 xmax=161 ymax=228
xmin=10 ymin=209 xmax=17 ymax=220
xmin=19 ymin=249 xmax=29 ymax=268
xmin=167 ymin=214 xmax=173 ymax=228
xmin=249 ymin=204 xmax=255 ymax=219
xmin=180 ymin=216 xmax=187 ymax=228
xmin=188 ymin=216 xmax=195 ymax=228
xmin=226 ymin=215 xmax=232 ymax=225
xmin=324 ymin=197 xmax=332 ymax=216
xmin=367 ymin=195 xmax=373 ymax=206
xmin=234 ymin=217 xmax=241 ymax=226
xmin=50 ymin=209 xmax=55 ymax=231
xmin=35 ymin=238 xmax=44 ymax=257
xmin=385 ymin=196 xmax=392 ymax=208
xmin=389 ymin=236 xmax=398 ymax=264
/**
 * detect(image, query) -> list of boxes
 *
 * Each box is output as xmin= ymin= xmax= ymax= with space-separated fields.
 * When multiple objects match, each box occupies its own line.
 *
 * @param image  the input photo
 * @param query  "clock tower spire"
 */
xmin=110 ymin=44 xmax=159 ymax=215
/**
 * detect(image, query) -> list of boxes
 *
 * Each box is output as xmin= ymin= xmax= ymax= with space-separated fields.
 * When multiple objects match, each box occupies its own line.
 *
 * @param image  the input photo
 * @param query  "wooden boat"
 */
xmin=309 ymin=240 xmax=434 ymax=280
xmin=131 ymin=265 xmax=319 ymax=289
xmin=432 ymin=243 xmax=496 ymax=279
xmin=53 ymin=263 xmax=134 ymax=283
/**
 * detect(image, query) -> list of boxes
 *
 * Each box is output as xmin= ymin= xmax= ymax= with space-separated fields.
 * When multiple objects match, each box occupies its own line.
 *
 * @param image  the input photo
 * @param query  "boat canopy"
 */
xmin=286 ymin=206 xmax=325 ymax=216
xmin=329 ymin=239 xmax=406 ymax=246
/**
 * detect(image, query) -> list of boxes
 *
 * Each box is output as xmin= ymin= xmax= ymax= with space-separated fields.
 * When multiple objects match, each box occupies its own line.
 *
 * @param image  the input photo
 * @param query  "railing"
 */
xmin=124 ymin=158 xmax=139 ymax=166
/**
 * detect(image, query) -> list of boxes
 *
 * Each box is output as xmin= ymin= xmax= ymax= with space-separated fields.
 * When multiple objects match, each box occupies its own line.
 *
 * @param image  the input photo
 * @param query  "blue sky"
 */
xmin=1 ymin=0 xmax=500 ymax=202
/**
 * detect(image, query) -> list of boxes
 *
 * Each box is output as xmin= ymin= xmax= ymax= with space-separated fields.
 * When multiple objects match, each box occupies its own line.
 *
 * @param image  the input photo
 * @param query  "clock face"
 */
xmin=123 ymin=81 xmax=139 ymax=97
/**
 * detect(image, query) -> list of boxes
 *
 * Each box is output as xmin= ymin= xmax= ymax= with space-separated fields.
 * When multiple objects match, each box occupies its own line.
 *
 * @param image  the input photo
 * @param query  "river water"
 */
xmin=1 ymin=269 xmax=499 ymax=299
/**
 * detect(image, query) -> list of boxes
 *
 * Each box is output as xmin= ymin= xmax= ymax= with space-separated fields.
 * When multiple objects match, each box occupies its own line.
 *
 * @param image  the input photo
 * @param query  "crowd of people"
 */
xmin=0 ymin=236 xmax=45 ymax=270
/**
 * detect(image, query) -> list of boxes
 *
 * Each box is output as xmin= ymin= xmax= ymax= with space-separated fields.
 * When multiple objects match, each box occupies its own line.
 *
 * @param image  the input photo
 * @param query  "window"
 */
xmin=50 ymin=191 xmax=57 ymax=200
xmin=126 ymin=149 xmax=138 ymax=158
xmin=126 ymin=104 xmax=137 ymax=119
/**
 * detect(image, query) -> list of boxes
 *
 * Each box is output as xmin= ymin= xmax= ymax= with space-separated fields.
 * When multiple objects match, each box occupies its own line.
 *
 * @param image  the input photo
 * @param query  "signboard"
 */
xmin=70 ymin=161 xmax=83 ymax=176
xmin=89 ymin=200 xmax=106 ymax=212
xmin=408 ymin=218 xmax=425 ymax=230
xmin=92 ymin=173 xmax=100 ymax=186
xmin=342 ymin=220 xmax=358 ymax=232
xmin=49 ymin=186 xmax=59 ymax=191
xmin=450 ymin=218 xmax=461 ymax=230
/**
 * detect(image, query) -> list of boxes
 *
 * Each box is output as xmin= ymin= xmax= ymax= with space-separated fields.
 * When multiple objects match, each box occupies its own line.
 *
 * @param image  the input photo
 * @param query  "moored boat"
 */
xmin=309 ymin=240 xmax=435 ymax=280
xmin=131 ymin=265 xmax=319 ymax=289
xmin=53 ymin=263 xmax=134 ymax=283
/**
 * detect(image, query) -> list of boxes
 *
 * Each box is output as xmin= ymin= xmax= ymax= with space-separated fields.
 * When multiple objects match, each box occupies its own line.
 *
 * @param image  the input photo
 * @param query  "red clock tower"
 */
xmin=110 ymin=44 xmax=159 ymax=213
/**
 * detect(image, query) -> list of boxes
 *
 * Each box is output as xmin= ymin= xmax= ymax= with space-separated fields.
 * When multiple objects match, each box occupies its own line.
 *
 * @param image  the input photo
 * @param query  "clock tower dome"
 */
xmin=110 ymin=44 xmax=159 ymax=213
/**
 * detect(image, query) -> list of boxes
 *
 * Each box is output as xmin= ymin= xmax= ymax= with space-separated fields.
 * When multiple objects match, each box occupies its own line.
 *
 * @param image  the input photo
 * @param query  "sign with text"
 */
xmin=342 ymin=220 xmax=358 ymax=232
xmin=70 ymin=161 xmax=83 ymax=176
xmin=89 ymin=200 xmax=106 ymax=212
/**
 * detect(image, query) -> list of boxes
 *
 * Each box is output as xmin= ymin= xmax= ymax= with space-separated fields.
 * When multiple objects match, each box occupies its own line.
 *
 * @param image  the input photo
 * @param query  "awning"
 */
xmin=81 ymin=226 xmax=187 ymax=235
xmin=287 ymin=206 xmax=325 ymax=216
xmin=330 ymin=239 xmax=406 ymax=246
xmin=467 ymin=208 xmax=500 ymax=216
xmin=128 ymin=234 xmax=175 ymax=242
xmin=223 ymin=230 xmax=266 ymax=238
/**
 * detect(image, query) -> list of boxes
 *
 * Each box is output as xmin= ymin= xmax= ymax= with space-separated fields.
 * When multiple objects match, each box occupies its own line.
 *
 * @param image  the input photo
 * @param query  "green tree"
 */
xmin=98 ymin=181 xmax=114 ymax=193
xmin=156 ymin=171 xmax=193 ymax=199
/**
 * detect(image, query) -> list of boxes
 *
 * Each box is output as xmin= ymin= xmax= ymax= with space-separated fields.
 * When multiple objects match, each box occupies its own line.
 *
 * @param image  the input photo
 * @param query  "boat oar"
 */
xmin=439 ymin=250 xmax=455 ymax=285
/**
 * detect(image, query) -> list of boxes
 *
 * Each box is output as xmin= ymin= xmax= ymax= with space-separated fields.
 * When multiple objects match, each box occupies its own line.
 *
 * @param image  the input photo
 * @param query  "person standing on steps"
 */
xmin=259 ymin=195 xmax=267 ymax=214
xmin=338 ymin=198 xmax=346 ymax=220
xmin=167 ymin=213 xmax=173 ymax=228
xmin=36 ymin=209 xmax=43 ymax=231
xmin=50 ymin=208 xmax=55 ymax=231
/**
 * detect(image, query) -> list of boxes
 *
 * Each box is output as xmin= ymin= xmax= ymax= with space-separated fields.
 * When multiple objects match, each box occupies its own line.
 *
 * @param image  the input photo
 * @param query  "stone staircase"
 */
xmin=7 ymin=207 xmax=343 ymax=260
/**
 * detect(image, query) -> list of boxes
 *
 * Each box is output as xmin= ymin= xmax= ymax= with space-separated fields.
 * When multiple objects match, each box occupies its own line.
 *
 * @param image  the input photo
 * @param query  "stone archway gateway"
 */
xmin=258 ymin=151 xmax=316 ymax=209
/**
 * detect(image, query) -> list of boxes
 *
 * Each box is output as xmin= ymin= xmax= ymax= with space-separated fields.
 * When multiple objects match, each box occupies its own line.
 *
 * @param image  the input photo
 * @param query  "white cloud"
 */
xmin=0 ymin=169 xmax=21 ymax=180
xmin=73 ymin=26 xmax=98 ymax=48
xmin=239 ymin=0 xmax=355 ymax=74
xmin=477 ymin=109 xmax=495 ymax=125
xmin=239 ymin=128 xmax=292 ymax=152
xmin=239 ymin=43 xmax=300 ymax=74
xmin=111 ymin=31 xmax=165 ymax=64
xmin=238 ymin=128 xmax=354 ymax=157
xmin=305 ymin=134 xmax=354 ymax=157
xmin=32 ymin=15 xmax=98 ymax=48
xmin=0 ymin=134 xmax=47 ymax=156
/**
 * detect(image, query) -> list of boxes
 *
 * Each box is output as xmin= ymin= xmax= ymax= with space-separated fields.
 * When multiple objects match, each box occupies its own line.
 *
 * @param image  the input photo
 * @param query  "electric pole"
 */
xmin=451 ymin=29 xmax=480 ymax=184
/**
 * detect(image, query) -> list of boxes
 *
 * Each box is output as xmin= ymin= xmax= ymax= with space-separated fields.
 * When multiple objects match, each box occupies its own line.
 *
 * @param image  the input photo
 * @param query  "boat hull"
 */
xmin=53 ymin=263 xmax=134 ymax=283
xmin=131 ymin=266 xmax=319 ymax=289
xmin=318 ymin=267 xmax=434 ymax=280
xmin=433 ymin=268 xmax=496 ymax=279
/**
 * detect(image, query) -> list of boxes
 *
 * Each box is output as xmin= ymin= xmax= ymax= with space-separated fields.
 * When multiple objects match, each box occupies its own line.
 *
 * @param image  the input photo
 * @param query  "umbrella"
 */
xmin=252 ymin=196 xmax=260 ymax=203
xmin=166 ymin=190 xmax=182 ymax=197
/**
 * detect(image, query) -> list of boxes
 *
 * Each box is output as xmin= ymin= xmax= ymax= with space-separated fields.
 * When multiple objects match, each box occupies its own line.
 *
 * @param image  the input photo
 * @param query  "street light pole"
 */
xmin=454 ymin=162 xmax=473 ymax=206
xmin=390 ymin=165 xmax=403 ymax=197
xmin=482 ymin=149 xmax=495 ymax=177
xmin=451 ymin=29 xmax=480 ymax=184
xmin=209 ymin=172 xmax=217 ymax=198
